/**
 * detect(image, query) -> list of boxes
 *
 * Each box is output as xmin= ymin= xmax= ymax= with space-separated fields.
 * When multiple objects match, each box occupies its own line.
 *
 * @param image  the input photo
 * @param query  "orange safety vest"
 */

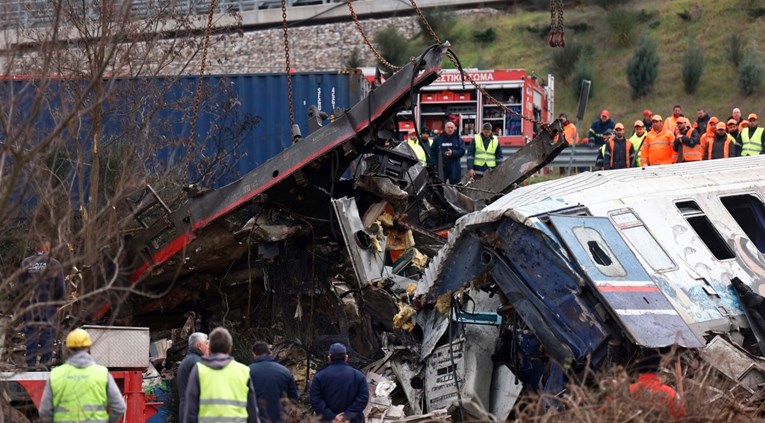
xmin=663 ymin=116 xmax=680 ymax=133
xmin=563 ymin=123 xmax=578 ymax=144
xmin=674 ymin=128 xmax=703 ymax=162
xmin=608 ymin=139 xmax=633 ymax=168
xmin=706 ymin=135 xmax=733 ymax=159
xmin=641 ymin=129 xmax=675 ymax=165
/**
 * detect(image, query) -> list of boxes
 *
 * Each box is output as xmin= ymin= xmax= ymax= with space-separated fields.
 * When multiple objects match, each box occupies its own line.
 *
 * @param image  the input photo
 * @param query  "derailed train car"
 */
xmin=413 ymin=156 xmax=765 ymax=417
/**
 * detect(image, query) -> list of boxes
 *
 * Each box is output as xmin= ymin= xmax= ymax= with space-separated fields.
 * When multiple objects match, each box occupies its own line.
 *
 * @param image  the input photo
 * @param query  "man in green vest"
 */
xmin=467 ymin=122 xmax=503 ymax=179
xmin=183 ymin=327 xmax=259 ymax=423
xmin=39 ymin=328 xmax=126 ymax=423
xmin=406 ymin=131 xmax=428 ymax=164
xmin=738 ymin=113 xmax=764 ymax=156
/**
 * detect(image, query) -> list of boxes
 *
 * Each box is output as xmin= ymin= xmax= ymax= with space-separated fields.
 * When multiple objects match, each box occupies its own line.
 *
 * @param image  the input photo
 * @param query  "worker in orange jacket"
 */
xmin=559 ymin=113 xmax=578 ymax=144
xmin=629 ymin=349 xmax=686 ymax=420
xmin=641 ymin=114 xmax=676 ymax=165
xmin=663 ymin=105 xmax=683 ymax=133
xmin=698 ymin=116 xmax=719 ymax=156
xmin=672 ymin=117 xmax=702 ymax=162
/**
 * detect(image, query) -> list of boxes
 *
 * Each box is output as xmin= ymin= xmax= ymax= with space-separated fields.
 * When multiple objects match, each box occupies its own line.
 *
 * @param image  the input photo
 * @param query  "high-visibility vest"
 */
xmin=608 ymin=139 xmax=633 ymax=168
xmin=50 ymin=363 xmax=110 ymax=423
xmin=675 ymin=128 xmax=703 ymax=162
xmin=197 ymin=361 xmax=251 ymax=422
xmin=629 ymin=132 xmax=646 ymax=166
xmin=407 ymin=139 xmax=427 ymax=163
xmin=563 ymin=123 xmax=578 ymax=144
xmin=706 ymin=135 xmax=734 ymax=159
xmin=474 ymin=134 xmax=499 ymax=167
xmin=642 ymin=129 xmax=675 ymax=165
xmin=741 ymin=127 xmax=764 ymax=156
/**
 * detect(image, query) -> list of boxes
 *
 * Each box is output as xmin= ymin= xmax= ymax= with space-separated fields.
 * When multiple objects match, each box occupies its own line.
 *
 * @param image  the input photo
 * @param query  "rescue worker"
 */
xmin=184 ymin=327 xmax=259 ymax=423
xmin=309 ymin=343 xmax=369 ymax=423
xmin=405 ymin=130 xmax=428 ymax=164
xmin=707 ymin=122 xmax=738 ymax=160
xmin=19 ymin=238 xmax=65 ymax=369
xmin=727 ymin=119 xmax=743 ymax=156
xmin=249 ymin=341 xmax=299 ymax=423
xmin=429 ymin=121 xmax=465 ymax=184
xmin=559 ymin=113 xmax=578 ymax=144
xmin=39 ymin=329 xmax=127 ymax=423
xmin=662 ymin=105 xmax=683 ymax=133
xmin=641 ymin=110 xmax=653 ymax=130
xmin=672 ymin=117 xmax=702 ymax=163
xmin=467 ymin=122 xmax=503 ymax=179
xmin=586 ymin=110 xmax=615 ymax=148
xmin=594 ymin=129 xmax=613 ymax=170
xmin=629 ymin=349 xmax=686 ymax=419
xmin=420 ymin=129 xmax=433 ymax=148
xmin=629 ymin=120 xmax=647 ymax=167
xmin=603 ymin=123 xmax=635 ymax=170
xmin=641 ymin=115 xmax=676 ymax=166
xmin=738 ymin=113 xmax=764 ymax=156
xmin=695 ymin=108 xmax=711 ymax=133
xmin=177 ymin=332 xmax=208 ymax=420
xmin=699 ymin=117 xmax=719 ymax=158
xmin=728 ymin=107 xmax=743 ymax=131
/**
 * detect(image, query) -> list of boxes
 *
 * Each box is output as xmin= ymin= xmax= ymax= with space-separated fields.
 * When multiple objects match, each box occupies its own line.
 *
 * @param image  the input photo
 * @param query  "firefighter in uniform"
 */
xmin=467 ymin=123 xmax=503 ymax=179
xmin=183 ymin=327 xmax=259 ymax=423
xmin=739 ymin=113 xmax=764 ymax=156
xmin=39 ymin=329 xmax=126 ymax=423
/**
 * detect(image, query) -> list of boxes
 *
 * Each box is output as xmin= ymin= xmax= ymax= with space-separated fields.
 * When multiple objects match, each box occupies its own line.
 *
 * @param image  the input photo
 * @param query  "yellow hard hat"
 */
xmin=66 ymin=328 xmax=92 ymax=348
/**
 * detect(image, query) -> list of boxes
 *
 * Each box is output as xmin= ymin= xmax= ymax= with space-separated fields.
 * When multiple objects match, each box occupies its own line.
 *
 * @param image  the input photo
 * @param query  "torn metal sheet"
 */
xmin=701 ymin=335 xmax=765 ymax=394
xmin=387 ymin=351 xmax=425 ymax=416
xmin=731 ymin=277 xmax=765 ymax=355
xmin=489 ymin=364 xmax=522 ymax=421
xmin=332 ymin=197 xmax=390 ymax=287
xmin=548 ymin=215 xmax=703 ymax=349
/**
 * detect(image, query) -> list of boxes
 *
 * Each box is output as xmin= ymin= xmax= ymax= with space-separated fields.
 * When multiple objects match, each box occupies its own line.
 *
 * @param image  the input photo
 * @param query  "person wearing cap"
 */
xmin=467 ymin=122 xmax=503 ymax=179
xmin=420 ymin=129 xmax=433 ymax=148
xmin=706 ymin=121 xmax=738 ymax=160
xmin=428 ymin=121 xmax=465 ymax=184
xmin=695 ymin=108 xmax=711 ymax=133
xmin=406 ymin=130 xmax=428 ymax=164
xmin=586 ymin=110 xmax=615 ymax=148
xmin=39 ymin=329 xmax=127 ymax=423
xmin=662 ymin=105 xmax=683 ymax=133
xmin=559 ymin=113 xmax=579 ymax=145
xmin=629 ymin=120 xmax=648 ymax=166
xmin=184 ymin=327 xmax=259 ymax=423
xmin=641 ymin=114 xmax=676 ymax=166
xmin=699 ymin=116 xmax=720 ymax=158
xmin=738 ymin=113 xmax=764 ymax=156
xmin=672 ymin=117 xmax=702 ymax=163
xmin=603 ymin=123 xmax=635 ymax=170
xmin=641 ymin=110 xmax=653 ymax=130
xmin=594 ymin=129 xmax=613 ymax=170
xmin=309 ymin=343 xmax=369 ymax=423
xmin=249 ymin=341 xmax=299 ymax=423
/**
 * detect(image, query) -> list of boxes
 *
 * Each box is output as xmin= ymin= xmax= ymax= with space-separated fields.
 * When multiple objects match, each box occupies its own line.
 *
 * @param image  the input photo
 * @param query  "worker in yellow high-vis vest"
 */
xmin=39 ymin=329 xmax=126 ymax=423
xmin=467 ymin=122 xmax=503 ymax=179
xmin=183 ymin=327 xmax=259 ymax=423
xmin=406 ymin=131 xmax=429 ymax=164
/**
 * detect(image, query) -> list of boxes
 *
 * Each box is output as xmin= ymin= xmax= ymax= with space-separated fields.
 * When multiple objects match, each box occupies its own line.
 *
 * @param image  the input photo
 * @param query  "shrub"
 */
xmin=681 ymin=44 xmax=704 ymax=94
xmin=472 ymin=27 xmax=496 ymax=44
xmin=726 ymin=34 xmax=746 ymax=69
xmin=627 ymin=34 xmax=660 ymax=99
xmin=551 ymin=40 xmax=593 ymax=81
xmin=738 ymin=53 xmax=764 ymax=96
xmin=636 ymin=9 xmax=656 ymax=24
xmin=570 ymin=54 xmax=594 ymax=100
xmin=419 ymin=7 xmax=456 ymax=41
xmin=345 ymin=47 xmax=362 ymax=69
xmin=607 ymin=9 xmax=638 ymax=47
xmin=373 ymin=25 xmax=411 ymax=67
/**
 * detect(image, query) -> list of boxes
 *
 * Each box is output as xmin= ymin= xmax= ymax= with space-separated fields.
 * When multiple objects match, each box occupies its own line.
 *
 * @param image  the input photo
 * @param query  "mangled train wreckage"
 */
xmin=118 ymin=45 xmax=765 ymax=419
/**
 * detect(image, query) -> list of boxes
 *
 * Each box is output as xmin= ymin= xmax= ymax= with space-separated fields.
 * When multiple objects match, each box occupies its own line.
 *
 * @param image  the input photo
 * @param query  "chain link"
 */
xmin=548 ymin=0 xmax=565 ymax=48
xmin=185 ymin=0 xmax=218 ymax=180
xmin=405 ymin=0 xmax=552 ymax=132
xmin=281 ymin=0 xmax=295 ymax=130
xmin=346 ymin=0 xmax=400 ymax=71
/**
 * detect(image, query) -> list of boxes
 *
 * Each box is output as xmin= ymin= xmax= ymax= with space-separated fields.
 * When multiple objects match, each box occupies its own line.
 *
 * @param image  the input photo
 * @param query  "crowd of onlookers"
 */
xmin=558 ymin=106 xmax=762 ymax=170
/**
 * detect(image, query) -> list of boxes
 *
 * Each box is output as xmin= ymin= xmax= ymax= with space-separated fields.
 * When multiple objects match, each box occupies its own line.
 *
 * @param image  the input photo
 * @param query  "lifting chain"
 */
xmin=346 ymin=0 xmax=401 ymax=72
xmin=407 ymin=0 xmax=553 ymax=133
xmin=281 ymin=0 xmax=295 ymax=130
xmin=185 ymin=0 xmax=218 ymax=180
xmin=548 ymin=0 xmax=565 ymax=48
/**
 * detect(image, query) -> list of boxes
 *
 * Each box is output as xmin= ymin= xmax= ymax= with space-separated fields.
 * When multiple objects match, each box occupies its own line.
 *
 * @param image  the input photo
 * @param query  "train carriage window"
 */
xmin=611 ymin=211 xmax=676 ymax=271
xmin=720 ymin=194 xmax=765 ymax=253
xmin=676 ymin=200 xmax=735 ymax=260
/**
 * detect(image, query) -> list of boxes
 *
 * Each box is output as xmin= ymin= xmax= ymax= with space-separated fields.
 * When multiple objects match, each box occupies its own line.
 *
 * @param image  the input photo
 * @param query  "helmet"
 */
xmin=66 ymin=329 xmax=92 ymax=348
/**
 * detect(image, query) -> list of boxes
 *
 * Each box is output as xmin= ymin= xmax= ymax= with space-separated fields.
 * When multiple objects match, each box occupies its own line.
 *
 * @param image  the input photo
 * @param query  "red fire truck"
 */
xmin=365 ymin=68 xmax=554 ymax=146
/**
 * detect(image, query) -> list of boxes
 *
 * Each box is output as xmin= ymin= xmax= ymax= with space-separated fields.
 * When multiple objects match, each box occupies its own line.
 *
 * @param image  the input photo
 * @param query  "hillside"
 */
xmin=426 ymin=0 xmax=765 ymax=127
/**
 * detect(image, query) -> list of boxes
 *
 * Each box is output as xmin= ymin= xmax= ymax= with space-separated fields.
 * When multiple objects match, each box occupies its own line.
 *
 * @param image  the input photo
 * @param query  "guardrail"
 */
xmin=457 ymin=145 xmax=600 ymax=171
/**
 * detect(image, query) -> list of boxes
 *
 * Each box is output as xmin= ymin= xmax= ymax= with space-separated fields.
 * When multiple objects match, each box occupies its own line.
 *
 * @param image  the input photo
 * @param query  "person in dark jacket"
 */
xmin=249 ymin=341 xmax=299 ymax=423
xmin=672 ymin=117 xmax=702 ymax=162
xmin=587 ymin=110 xmax=615 ymax=147
xmin=19 ymin=238 xmax=65 ymax=369
xmin=707 ymin=122 xmax=738 ymax=160
xmin=309 ymin=343 xmax=369 ymax=423
xmin=428 ymin=121 xmax=465 ymax=184
xmin=603 ymin=123 xmax=635 ymax=170
xmin=177 ymin=332 xmax=208 ymax=420
xmin=184 ymin=327 xmax=259 ymax=423
xmin=695 ymin=108 xmax=711 ymax=133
